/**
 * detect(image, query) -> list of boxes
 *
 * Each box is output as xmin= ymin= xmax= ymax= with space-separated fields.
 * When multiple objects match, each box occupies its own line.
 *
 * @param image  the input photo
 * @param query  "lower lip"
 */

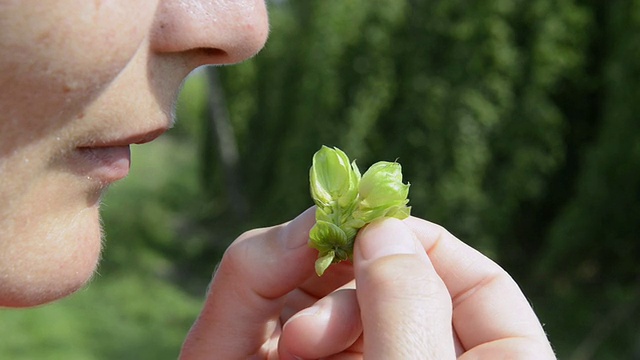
xmin=75 ymin=146 xmax=131 ymax=184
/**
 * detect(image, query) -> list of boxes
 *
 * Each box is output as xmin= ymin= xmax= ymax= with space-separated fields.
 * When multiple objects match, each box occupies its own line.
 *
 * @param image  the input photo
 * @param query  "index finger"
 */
xmin=404 ymin=217 xmax=555 ymax=357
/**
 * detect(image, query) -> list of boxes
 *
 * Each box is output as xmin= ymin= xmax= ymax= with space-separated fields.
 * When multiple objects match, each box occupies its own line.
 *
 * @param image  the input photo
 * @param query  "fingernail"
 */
xmin=280 ymin=305 xmax=322 ymax=360
xmin=283 ymin=207 xmax=317 ymax=250
xmin=289 ymin=304 xmax=322 ymax=320
xmin=357 ymin=218 xmax=418 ymax=260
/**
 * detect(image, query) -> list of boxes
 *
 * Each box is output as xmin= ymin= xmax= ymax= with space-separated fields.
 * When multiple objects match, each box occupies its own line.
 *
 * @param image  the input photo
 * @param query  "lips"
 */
xmin=76 ymin=145 xmax=132 ymax=184
xmin=72 ymin=127 xmax=167 ymax=185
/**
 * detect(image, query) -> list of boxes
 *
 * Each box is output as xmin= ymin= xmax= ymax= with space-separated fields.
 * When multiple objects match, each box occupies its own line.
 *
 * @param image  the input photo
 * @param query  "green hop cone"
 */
xmin=353 ymin=161 xmax=411 ymax=223
xmin=308 ymin=146 xmax=411 ymax=276
xmin=310 ymin=145 xmax=360 ymax=210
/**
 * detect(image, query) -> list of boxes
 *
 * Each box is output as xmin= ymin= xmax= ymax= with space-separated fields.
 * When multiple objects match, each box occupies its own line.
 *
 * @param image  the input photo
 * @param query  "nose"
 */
xmin=150 ymin=0 xmax=269 ymax=67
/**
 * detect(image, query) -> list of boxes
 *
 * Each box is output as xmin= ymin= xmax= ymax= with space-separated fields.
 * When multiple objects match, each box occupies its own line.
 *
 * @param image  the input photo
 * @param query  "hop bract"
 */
xmin=309 ymin=146 xmax=360 ymax=210
xmin=308 ymin=146 xmax=411 ymax=276
xmin=353 ymin=161 xmax=411 ymax=223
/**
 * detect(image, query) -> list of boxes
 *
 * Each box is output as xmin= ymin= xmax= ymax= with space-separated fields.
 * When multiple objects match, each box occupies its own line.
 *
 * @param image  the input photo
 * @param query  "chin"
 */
xmin=0 ymin=207 xmax=104 ymax=308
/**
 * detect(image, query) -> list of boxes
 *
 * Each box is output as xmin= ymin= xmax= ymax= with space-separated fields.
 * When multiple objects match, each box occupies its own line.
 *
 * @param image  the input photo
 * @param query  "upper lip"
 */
xmin=77 ymin=126 xmax=169 ymax=148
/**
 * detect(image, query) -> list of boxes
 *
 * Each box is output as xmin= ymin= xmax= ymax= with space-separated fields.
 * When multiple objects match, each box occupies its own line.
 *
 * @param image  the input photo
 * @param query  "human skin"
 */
xmin=0 ymin=0 xmax=268 ymax=307
xmin=180 ymin=209 xmax=557 ymax=359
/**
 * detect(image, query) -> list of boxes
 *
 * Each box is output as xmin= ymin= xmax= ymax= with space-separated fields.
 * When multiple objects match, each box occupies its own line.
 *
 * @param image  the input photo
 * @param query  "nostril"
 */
xmin=186 ymin=47 xmax=230 ymax=67
xmin=200 ymin=47 xmax=227 ymax=58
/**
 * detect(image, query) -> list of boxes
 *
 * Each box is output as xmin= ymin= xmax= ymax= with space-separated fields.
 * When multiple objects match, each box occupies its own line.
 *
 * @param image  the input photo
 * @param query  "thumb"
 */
xmin=353 ymin=218 xmax=456 ymax=359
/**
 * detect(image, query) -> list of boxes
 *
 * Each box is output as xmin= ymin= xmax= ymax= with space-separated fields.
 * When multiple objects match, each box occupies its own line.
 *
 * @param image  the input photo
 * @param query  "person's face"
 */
xmin=0 ymin=0 xmax=268 ymax=307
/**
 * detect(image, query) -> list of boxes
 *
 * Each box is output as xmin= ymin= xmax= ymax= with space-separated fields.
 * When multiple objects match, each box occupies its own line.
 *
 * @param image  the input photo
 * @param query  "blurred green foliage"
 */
xmin=0 ymin=273 xmax=200 ymax=360
xmin=1 ymin=0 xmax=639 ymax=359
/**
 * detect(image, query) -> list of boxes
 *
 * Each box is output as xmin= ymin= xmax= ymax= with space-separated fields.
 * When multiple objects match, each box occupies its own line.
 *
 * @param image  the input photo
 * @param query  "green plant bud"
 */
xmin=353 ymin=161 xmax=411 ymax=223
xmin=359 ymin=161 xmax=410 ymax=209
xmin=352 ymin=203 xmax=411 ymax=225
xmin=309 ymin=220 xmax=348 ymax=252
xmin=308 ymin=146 xmax=411 ymax=276
xmin=309 ymin=146 xmax=361 ymax=209
xmin=314 ymin=250 xmax=336 ymax=277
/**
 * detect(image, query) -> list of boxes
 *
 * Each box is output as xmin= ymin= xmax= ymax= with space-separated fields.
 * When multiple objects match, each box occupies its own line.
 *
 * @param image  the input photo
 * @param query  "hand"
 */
xmin=179 ymin=207 xmax=555 ymax=359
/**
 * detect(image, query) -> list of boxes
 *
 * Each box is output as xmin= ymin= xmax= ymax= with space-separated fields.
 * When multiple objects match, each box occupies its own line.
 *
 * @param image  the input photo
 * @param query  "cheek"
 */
xmin=0 ymin=2 xmax=156 ymax=138
xmin=2 ymin=7 xmax=147 ymax=82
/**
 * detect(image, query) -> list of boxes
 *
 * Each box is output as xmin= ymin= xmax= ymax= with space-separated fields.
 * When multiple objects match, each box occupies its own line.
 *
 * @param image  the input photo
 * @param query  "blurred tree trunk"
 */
xmin=206 ymin=66 xmax=248 ymax=219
